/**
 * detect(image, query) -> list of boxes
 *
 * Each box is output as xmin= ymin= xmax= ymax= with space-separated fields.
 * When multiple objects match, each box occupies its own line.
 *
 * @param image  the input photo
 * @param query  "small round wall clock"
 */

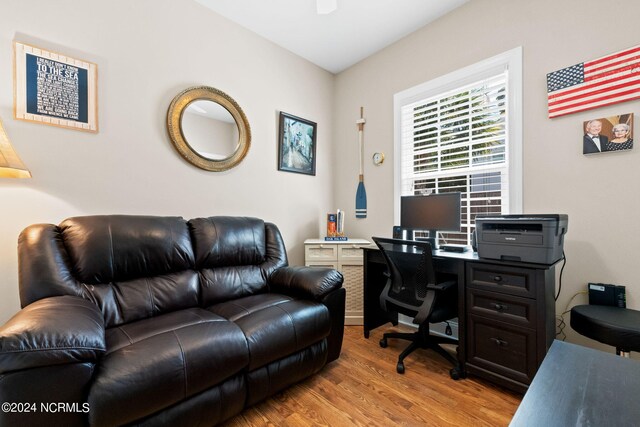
xmin=372 ymin=152 xmax=385 ymax=166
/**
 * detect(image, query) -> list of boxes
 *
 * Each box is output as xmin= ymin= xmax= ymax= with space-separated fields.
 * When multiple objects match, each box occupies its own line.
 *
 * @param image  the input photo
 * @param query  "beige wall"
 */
xmin=0 ymin=0 xmax=335 ymax=322
xmin=333 ymin=0 xmax=640 ymax=351
xmin=2 ymin=0 xmax=639 ymax=354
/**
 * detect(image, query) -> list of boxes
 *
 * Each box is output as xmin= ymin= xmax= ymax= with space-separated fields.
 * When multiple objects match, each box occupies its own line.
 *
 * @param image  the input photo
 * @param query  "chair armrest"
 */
xmin=269 ymin=266 xmax=343 ymax=301
xmin=427 ymin=280 xmax=457 ymax=291
xmin=0 ymin=295 xmax=105 ymax=373
xmin=415 ymin=280 xmax=458 ymax=324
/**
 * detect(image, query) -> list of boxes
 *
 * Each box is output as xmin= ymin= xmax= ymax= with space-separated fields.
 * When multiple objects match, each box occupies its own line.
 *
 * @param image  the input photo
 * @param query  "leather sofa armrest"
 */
xmin=0 ymin=295 xmax=105 ymax=373
xmin=269 ymin=266 xmax=343 ymax=301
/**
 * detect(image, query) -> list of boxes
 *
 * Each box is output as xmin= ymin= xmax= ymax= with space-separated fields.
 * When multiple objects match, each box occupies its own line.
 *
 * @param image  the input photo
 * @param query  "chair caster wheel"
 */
xmin=379 ymin=338 xmax=388 ymax=348
xmin=396 ymin=362 xmax=405 ymax=374
xmin=449 ymin=367 xmax=463 ymax=380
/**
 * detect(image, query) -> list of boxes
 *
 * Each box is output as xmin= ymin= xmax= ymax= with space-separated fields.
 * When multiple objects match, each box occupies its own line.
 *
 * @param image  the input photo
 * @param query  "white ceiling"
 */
xmin=195 ymin=0 xmax=469 ymax=74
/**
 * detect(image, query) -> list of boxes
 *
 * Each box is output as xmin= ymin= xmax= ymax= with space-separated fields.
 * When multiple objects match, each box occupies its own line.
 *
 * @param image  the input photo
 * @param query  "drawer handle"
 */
xmin=493 ymin=275 xmax=503 ymax=283
xmin=491 ymin=303 xmax=509 ymax=312
xmin=490 ymin=337 xmax=508 ymax=347
xmin=320 ymin=244 xmax=325 ymax=248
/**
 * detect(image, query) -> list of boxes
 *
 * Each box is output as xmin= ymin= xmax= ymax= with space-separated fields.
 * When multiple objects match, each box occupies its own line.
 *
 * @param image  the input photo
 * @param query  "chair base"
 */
xmin=379 ymin=324 xmax=463 ymax=379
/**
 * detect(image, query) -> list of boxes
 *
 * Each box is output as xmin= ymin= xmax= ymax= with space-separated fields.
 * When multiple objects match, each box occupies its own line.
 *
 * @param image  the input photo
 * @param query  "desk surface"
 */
xmin=363 ymin=245 xmax=562 ymax=269
xmin=510 ymin=340 xmax=640 ymax=426
xmin=363 ymin=244 xmax=479 ymax=259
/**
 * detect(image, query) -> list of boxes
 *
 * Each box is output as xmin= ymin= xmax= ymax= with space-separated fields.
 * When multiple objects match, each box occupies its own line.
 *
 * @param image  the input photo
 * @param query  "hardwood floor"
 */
xmin=222 ymin=326 xmax=522 ymax=426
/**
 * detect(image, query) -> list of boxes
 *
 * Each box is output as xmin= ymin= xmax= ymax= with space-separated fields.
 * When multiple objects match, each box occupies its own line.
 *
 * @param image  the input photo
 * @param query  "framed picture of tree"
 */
xmin=277 ymin=112 xmax=317 ymax=176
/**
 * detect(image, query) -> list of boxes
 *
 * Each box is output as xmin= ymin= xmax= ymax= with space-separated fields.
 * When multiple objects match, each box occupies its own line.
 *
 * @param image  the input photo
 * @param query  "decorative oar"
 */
xmin=355 ymin=107 xmax=367 ymax=218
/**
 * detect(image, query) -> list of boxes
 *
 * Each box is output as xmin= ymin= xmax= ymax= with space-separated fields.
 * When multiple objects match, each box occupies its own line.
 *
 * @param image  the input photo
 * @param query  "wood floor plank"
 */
xmin=221 ymin=326 xmax=521 ymax=426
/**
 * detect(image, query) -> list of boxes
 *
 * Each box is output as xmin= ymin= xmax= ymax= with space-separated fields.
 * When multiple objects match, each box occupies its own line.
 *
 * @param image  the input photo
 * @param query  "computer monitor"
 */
xmin=400 ymin=192 xmax=461 ymax=249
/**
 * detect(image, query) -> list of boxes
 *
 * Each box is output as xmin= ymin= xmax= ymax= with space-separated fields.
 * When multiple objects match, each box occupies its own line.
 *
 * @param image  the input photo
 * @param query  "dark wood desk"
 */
xmin=510 ymin=340 xmax=640 ymax=426
xmin=363 ymin=246 xmax=557 ymax=392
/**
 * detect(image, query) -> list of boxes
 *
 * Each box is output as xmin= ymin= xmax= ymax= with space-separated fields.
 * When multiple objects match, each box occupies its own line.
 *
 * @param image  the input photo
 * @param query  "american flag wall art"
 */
xmin=547 ymin=45 xmax=640 ymax=118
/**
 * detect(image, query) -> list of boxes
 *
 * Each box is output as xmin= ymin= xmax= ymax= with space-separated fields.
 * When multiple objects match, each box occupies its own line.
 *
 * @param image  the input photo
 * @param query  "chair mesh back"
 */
xmin=373 ymin=238 xmax=435 ymax=304
xmin=415 ymin=252 xmax=428 ymax=299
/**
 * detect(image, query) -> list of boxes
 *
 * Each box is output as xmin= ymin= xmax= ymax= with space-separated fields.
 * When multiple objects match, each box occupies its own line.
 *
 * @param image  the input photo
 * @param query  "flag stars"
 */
xmin=547 ymin=63 xmax=584 ymax=92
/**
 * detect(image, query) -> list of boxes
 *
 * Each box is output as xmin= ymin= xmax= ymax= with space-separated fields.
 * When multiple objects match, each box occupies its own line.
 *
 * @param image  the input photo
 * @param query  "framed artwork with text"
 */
xmin=13 ymin=41 xmax=98 ymax=133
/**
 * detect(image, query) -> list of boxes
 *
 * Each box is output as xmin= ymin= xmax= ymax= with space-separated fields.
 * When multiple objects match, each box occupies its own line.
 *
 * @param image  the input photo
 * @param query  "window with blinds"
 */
xmin=395 ymin=48 xmax=522 ymax=246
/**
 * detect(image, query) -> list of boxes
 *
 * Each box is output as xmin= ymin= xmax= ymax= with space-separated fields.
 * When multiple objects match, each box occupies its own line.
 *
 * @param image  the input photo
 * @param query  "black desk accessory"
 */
xmin=440 ymin=244 xmax=468 ymax=253
xmin=588 ymin=283 xmax=626 ymax=307
xmin=471 ymin=229 xmax=477 ymax=252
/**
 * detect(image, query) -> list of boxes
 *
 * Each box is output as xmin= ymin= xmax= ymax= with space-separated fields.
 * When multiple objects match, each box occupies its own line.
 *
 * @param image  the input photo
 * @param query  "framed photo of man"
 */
xmin=14 ymin=41 xmax=98 ymax=133
xmin=583 ymin=113 xmax=633 ymax=155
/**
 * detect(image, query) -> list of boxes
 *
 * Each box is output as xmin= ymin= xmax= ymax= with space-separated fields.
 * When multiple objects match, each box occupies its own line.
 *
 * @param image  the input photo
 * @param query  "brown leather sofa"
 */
xmin=0 ymin=215 xmax=345 ymax=426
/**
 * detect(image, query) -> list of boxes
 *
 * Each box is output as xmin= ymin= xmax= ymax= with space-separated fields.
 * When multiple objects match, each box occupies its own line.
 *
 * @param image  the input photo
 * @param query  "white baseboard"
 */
xmin=345 ymin=316 xmax=363 ymax=326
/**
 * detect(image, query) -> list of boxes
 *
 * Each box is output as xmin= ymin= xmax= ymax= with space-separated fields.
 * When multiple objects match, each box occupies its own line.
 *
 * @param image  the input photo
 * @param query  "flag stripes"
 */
xmin=547 ymin=45 xmax=640 ymax=118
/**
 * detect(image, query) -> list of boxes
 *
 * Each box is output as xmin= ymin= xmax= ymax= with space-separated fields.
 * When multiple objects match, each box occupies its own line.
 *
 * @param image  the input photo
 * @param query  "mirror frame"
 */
xmin=167 ymin=86 xmax=251 ymax=172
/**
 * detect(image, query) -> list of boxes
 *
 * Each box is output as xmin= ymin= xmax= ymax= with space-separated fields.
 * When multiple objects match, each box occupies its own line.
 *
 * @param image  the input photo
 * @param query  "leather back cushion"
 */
xmin=19 ymin=215 xmax=287 ymax=326
xmin=60 ymin=215 xmax=194 ymax=284
xmin=189 ymin=217 xmax=288 ymax=305
xmin=58 ymin=216 xmax=197 ymax=327
xmin=189 ymin=216 xmax=266 ymax=268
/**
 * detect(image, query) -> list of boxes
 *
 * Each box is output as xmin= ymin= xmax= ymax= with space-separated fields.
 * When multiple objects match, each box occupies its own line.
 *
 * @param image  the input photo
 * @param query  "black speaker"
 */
xmin=471 ymin=229 xmax=477 ymax=252
xmin=588 ymin=283 xmax=626 ymax=308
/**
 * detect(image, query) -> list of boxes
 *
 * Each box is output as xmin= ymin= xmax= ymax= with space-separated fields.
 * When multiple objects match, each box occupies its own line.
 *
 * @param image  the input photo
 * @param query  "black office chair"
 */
xmin=372 ymin=237 xmax=462 ymax=379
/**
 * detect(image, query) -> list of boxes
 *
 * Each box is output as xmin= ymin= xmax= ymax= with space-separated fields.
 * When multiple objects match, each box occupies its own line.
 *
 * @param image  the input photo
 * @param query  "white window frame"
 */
xmin=393 ymin=47 xmax=523 ymax=231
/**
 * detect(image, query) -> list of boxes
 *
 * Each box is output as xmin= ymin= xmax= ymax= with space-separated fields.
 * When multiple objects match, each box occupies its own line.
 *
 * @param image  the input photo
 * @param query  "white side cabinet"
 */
xmin=304 ymin=238 xmax=370 ymax=325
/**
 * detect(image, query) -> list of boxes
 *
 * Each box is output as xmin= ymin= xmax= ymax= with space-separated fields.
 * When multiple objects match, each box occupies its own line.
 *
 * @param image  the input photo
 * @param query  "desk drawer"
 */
xmin=467 ymin=288 xmax=536 ymax=329
xmin=467 ymin=263 xmax=536 ymax=298
xmin=467 ymin=314 xmax=536 ymax=385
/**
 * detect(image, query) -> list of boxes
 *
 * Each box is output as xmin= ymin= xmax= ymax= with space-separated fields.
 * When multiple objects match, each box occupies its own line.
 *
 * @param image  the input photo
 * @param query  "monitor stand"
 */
xmin=414 ymin=230 xmax=438 ymax=250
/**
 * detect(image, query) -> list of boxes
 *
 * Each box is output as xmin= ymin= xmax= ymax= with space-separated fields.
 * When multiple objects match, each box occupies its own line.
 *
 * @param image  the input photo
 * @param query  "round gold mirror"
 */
xmin=167 ymin=86 xmax=251 ymax=171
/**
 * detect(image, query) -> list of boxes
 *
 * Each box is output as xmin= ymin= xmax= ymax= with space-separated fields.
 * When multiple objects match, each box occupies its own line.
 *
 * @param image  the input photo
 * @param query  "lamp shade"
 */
xmin=0 ymin=117 xmax=31 ymax=178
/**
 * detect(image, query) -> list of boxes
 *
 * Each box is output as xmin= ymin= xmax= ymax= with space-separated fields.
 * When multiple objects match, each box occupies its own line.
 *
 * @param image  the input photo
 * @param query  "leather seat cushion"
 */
xmin=208 ymin=294 xmax=331 ymax=370
xmin=571 ymin=305 xmax=640 ymax=352
xmin=89 ymin=308 xmax=248 ymax=426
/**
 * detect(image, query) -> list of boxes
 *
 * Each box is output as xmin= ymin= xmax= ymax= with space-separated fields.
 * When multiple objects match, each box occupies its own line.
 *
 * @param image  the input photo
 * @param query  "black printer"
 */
xmin=475 ymin=214 xmax=568 ymax=265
